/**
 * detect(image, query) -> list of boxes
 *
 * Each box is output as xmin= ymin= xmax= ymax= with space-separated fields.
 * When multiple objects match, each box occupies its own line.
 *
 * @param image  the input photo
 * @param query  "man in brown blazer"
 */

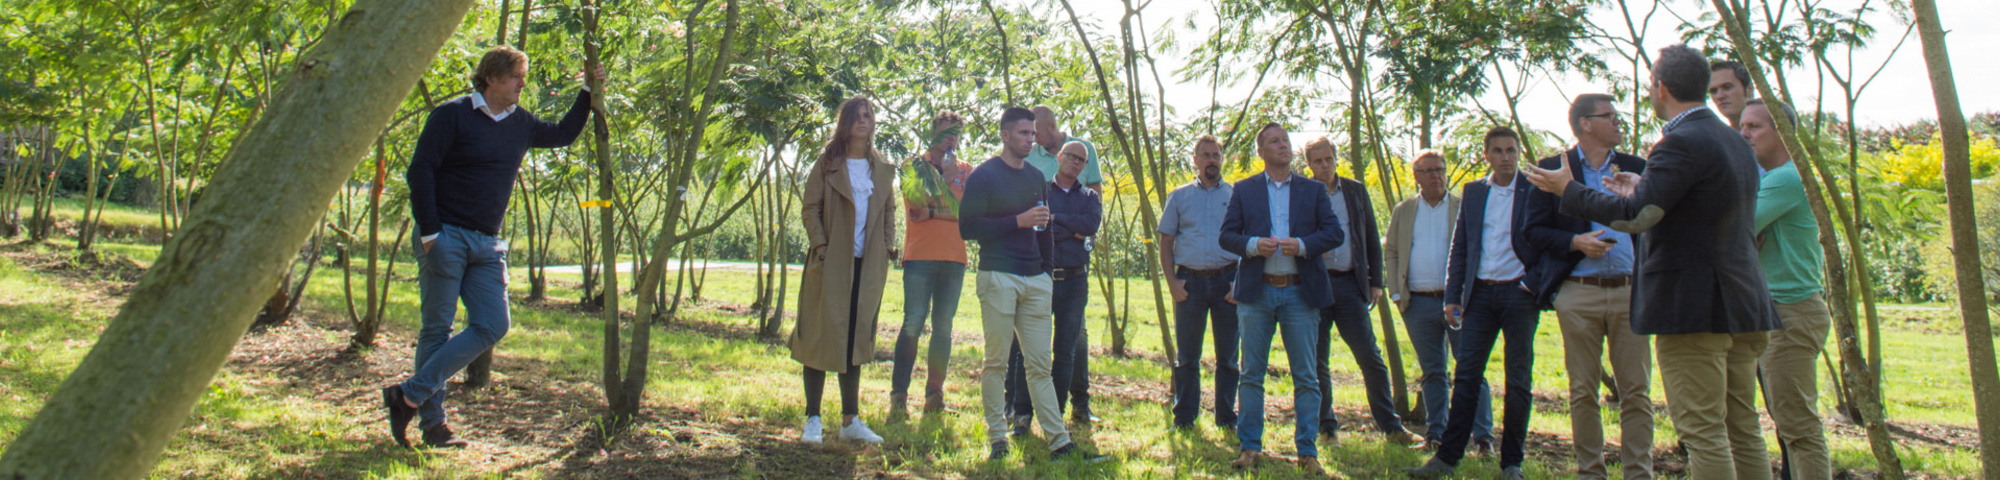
xmin=1384 ymin=150 xmax=1492 ymax=452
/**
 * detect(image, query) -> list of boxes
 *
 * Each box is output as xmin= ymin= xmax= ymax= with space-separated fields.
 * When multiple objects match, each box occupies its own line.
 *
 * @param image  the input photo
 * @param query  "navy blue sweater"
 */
xmin=958 ymin=156 xmax=1054 ymax=276
xmin=407 ymin=90 xmax=593 ymax=237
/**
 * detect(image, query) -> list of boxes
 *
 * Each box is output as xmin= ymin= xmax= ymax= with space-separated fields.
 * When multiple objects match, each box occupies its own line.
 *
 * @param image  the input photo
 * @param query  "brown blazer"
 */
xmin=790 ymin=151 xmax=898 ymax=372
xmin=1383 ymin=193 xmax=1460 ymax=309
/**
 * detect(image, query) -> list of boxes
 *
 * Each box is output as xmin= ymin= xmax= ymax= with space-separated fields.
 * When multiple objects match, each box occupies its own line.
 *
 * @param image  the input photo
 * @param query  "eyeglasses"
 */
xmin=1061 ymin=153 xmax=1088 ymax=163
xmin=1414 ymin=168 xmax=1446 ymax=176
xmin=1583 ymin=113 xmax=1627 ymax=127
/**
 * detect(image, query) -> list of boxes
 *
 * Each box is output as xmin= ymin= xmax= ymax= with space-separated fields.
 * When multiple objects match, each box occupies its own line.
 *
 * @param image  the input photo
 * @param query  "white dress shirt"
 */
xmin=1477 ymin=176 xmax=1526 ymax=281
xmin=847 ymin=158 xmax=873 ymax=258
xmin=1408 ymin=197 xmax=1451 ymax=291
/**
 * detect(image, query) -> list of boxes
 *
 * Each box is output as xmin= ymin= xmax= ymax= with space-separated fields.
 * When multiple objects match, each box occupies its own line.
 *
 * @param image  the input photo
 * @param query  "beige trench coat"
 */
xmin=789 ymin=151 xmax=898 ymax=372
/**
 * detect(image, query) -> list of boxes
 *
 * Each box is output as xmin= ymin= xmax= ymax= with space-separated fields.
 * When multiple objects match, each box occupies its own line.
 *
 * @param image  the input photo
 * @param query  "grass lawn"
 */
xmin=0 ymin=233 xmax=1988 ymax=478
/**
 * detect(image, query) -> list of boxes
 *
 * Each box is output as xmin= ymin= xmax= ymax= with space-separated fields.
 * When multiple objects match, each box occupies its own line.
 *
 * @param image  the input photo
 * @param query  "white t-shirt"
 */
xmin=847 ymin=158 xmax=873 ymax=258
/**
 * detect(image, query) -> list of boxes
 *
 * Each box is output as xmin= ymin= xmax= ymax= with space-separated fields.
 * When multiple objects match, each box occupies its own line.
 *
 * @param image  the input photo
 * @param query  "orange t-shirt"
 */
xmin=902 ymin=153 xmax=974 ymax=263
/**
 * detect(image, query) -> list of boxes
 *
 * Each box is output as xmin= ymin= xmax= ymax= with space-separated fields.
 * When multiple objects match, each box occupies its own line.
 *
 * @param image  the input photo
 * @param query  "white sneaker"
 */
xmin=840 ymin=418 xmax=885 ymax=444
xmin=801 ymin=416 xmax=824 ymax=443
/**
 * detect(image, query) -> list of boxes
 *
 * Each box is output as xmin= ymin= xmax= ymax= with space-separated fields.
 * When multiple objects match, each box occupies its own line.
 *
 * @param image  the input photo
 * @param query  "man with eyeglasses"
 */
xmin=1522 ymin=93 xmax=1655 ymax=479
xmin=1386 ymin=150 xmax=1493 ymax=453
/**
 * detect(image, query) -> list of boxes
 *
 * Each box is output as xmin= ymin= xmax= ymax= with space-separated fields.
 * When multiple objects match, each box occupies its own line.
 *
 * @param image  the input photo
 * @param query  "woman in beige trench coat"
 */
xmin=790 ymin=96 xmax=897 ymax=444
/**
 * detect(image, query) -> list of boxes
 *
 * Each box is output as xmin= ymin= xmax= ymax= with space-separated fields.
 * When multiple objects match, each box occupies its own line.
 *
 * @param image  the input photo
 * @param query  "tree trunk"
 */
xmin=1911 ymin=0 xmax=2000 ymax=475
xmin=0 ymin=1 xmax=477 ymax=477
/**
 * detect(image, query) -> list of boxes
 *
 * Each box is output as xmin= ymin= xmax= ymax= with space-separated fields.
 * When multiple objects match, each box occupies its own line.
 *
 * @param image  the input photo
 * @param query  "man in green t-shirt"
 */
xmin=1744 ymin=98 xmax=1831 ymax=480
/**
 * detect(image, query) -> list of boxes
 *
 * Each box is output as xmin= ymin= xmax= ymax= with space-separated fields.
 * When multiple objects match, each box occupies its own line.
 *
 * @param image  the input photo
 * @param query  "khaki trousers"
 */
xmin=1763 ymin=294 xmax=1833 ymax=480
xmin=975 ymin=271 xmax=1070 ymax=450
xmin=1554 ymin=281 xmax=1654 ymax=479
xmin=1659 ymin=331 xmax=1771 ymax=480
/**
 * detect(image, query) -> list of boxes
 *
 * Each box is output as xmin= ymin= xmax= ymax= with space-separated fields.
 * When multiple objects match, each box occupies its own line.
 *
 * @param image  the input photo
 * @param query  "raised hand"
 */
xmin=1605 ymin=172 xmax=1642 ymax=197
xmin=1521 ymin=160 xmax=1573 ymax=194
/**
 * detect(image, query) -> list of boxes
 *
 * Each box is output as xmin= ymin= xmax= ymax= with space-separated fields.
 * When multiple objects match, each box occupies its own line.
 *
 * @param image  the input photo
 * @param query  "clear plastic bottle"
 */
xmin=1033 ymin=200 xmax=1047 ymax=231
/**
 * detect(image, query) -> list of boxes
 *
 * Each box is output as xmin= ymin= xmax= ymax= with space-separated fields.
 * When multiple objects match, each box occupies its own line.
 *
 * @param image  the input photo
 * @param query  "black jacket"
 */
xmin=1324 ymin=177 xmax=1385 ymax=303
xmin=1558 ymin=107 xmax=1781 ymax=335
xmin=1522 ymin=147 xmax=1648 ymax=309
xmin=1444 ymin=177 xmax=1540 ymax=309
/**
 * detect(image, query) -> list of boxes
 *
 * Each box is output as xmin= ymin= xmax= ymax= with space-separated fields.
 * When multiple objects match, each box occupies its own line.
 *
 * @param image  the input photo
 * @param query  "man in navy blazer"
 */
xmin=1522 ymin=93 xmax=1657 ymax=480
xmin=1217 ymin=123 xmax=1343 ymax=475
xmin=1523 ymin=45 xmax=1780 ymax=480
xmin=1408 ymin=127 xmax=1541 ymax=480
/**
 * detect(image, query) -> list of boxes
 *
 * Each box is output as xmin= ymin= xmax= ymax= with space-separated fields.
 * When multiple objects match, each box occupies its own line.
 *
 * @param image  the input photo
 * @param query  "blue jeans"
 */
xmin=1171 ymin=270 xmax=1239 ymax=427
xmin=1316 ymin=273 xmax=1405 ymax=434
xmin=1006 ymin=271 xmax=1089 ymax=418
xmin=1402 ymin=295 xmax=1493 ymax=441
xmin=892 ymin=260 xmax=966 ymax=398
xmin=401 ymin=224 xmax=511 ymax=429
xmin=1235 ymin=284 xmax=1322 ymax=457
xmin=1436 ymin=283 xmax=1539 ymax=468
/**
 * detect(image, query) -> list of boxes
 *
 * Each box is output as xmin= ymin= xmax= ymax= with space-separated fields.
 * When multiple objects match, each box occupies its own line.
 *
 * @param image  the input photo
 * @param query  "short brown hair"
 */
xmin=1192 ymin=134 xmax=1222 ymax=151
xmin=1303 ymin=137 xmax=1336 ymax=158
xmin=1483 ymin=126 xmax=1519 ymax=149
xmin=471 ymin=46 xmax=529 ymax=92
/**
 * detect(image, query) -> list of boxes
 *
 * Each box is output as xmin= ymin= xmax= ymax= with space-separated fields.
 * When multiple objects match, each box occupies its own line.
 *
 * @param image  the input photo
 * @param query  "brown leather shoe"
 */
xmin=1472 ymin=437 xmax=1495 ymax=457
xmin=1296 ymin=455 xmax=1325 ymax=476
xmin=381 ymin=385 xmax=415 ymax=448
xmin=1230 ymin=450 xmax=1263 ymax=469
xmin=1386 ymin=431 xmax=1424 ymax=446
xmin=1408 ymin=438 xmax=1442 ymax=451
xmin=421 ymin=423 xmax=470 ymax=449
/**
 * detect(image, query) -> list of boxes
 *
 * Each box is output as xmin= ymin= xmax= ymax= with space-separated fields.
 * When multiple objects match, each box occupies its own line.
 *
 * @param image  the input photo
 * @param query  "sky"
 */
xmin=1055 ymin=0 xmax=1996 ymax=151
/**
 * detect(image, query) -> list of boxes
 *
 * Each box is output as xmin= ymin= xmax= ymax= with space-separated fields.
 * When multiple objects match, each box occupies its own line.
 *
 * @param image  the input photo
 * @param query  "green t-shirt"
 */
xmin=1754 ymin=162 xmax=1824 ymax=304
xmin=1024 ymin=136 xmax=1103 ymax=186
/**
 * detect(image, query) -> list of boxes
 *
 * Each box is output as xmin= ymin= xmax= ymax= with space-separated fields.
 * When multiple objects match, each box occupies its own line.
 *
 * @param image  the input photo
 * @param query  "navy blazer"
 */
xmin=1559 ymin=107 xmax=1780 ymax=335
xmin=1218 ymin=172 xmax=1345 ymax=309
xmin=1522 ymin=147 xmax=1648 ymax=309
xmin=1444 ymin=177 xmax=1540 ymax=309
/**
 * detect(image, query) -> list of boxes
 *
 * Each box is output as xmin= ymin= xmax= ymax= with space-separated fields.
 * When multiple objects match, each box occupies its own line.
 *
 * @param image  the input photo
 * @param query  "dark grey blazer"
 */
xmin=1557 ymin=107 xmax=1781 ymax=335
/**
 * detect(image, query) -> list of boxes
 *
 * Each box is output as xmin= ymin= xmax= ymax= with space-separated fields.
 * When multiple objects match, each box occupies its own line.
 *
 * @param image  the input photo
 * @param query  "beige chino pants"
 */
xmin=1762 ymin=294 xmax=1833 ymax=480
xmin=1554 ymin=281 xmax=1655 ymax=479
xmin=1659 ymin=331 xmax=1772 ymax=480
xmin=975 ymin=270 xmax=1070 ymax=450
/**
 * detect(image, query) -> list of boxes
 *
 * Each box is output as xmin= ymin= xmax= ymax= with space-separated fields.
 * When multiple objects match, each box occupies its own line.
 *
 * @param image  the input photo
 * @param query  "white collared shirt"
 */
xmin=847 ymin=158 xmax=873 ymax=258
xmin=1477 ymin=175 xmax=1526 ymax=281
xmin=1408 ymin=197 xmax=1451 ymax=291
xmin=469 ymin=91 xmax=519 ymax=122
xmin=1249 ymin=172 xmax=1300 ymax=275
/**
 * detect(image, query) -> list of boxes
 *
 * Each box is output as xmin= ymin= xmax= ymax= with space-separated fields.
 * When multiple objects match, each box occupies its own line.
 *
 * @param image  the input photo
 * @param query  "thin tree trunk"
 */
xmin=1910 ymin=0 xmax=2000 ymax=475
xmin=0 ymin=1 xmax=477 ymax=476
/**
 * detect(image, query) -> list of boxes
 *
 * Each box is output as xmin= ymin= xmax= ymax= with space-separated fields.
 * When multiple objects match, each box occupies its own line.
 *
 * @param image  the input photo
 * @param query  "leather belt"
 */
xmin=1567 ymin=275 xmax=1631 ymax=288
xmin=1326 ymin=268 xmax=1353 ymax=275
xmin=1179 ymin=266 xmax=1229 ymax=278
xmin=1477 ymin=277 xmax=1522 ymax=287
xmin=1263 ymin=274 xmax=1303 ymax=288
xmin=1408 ymin=290 xmax=1444 ymax=299
xmin=1052 ymin=267 xmax=1089 ymax=281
